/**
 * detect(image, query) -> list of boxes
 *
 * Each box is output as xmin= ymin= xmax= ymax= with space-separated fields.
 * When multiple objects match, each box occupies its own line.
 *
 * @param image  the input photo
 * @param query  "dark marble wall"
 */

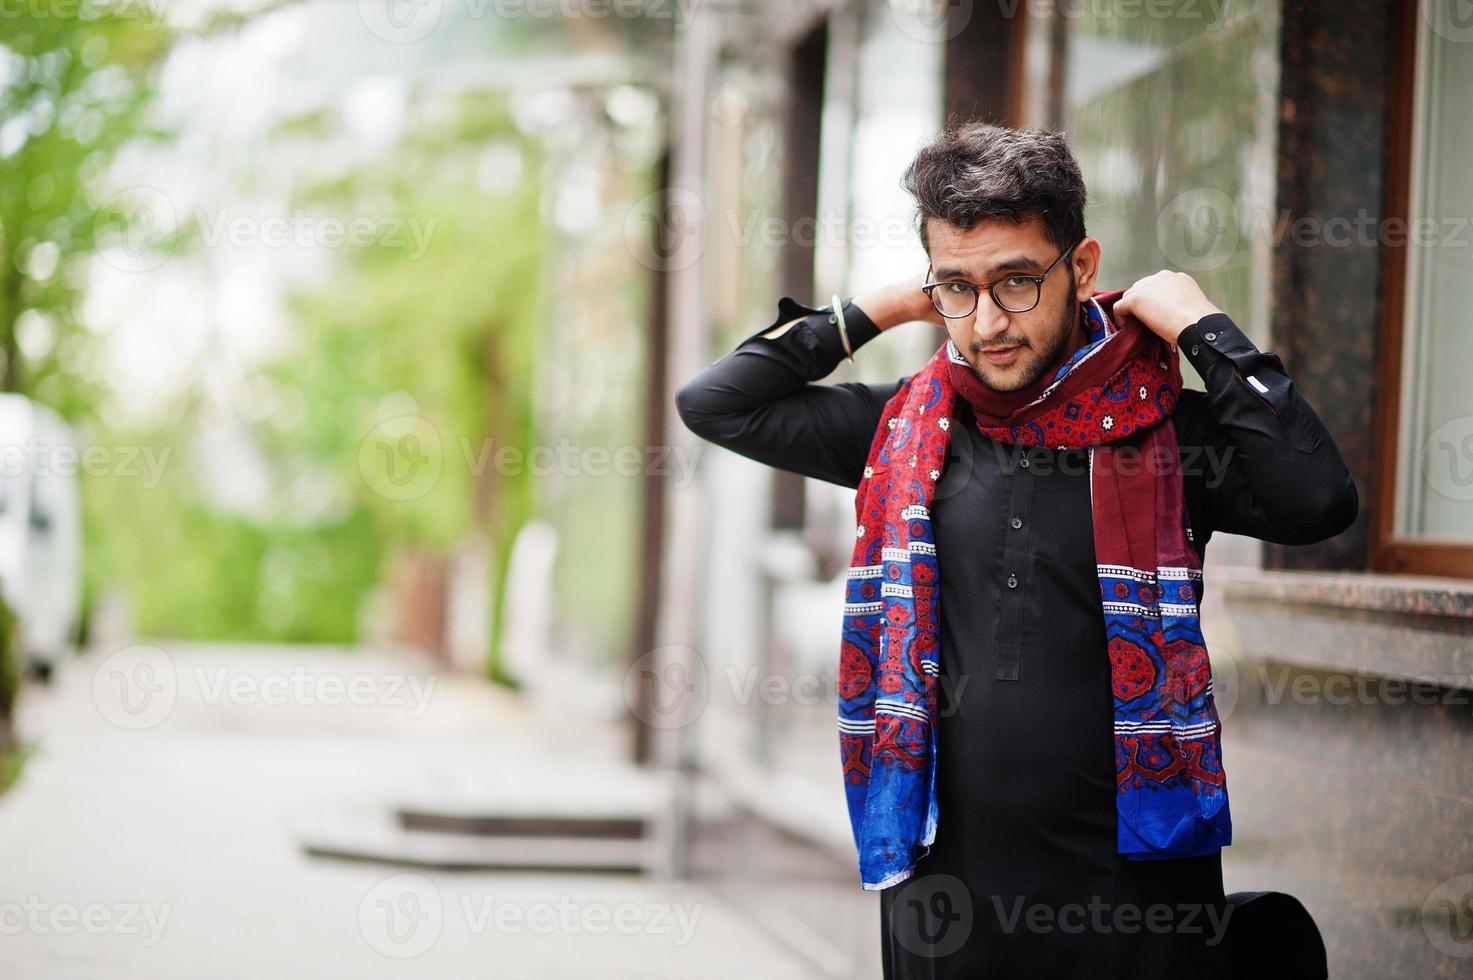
xmin=1265 ymin=0 xmax=1398 ymax=573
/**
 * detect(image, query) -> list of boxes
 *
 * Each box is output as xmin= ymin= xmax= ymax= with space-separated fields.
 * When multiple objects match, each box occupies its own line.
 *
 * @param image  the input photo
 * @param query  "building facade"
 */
xmin=660 ymin=2 xmax=1473 ymax=976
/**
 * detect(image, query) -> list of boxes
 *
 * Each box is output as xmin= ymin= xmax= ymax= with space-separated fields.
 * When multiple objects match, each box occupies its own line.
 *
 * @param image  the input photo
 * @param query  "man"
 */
xmin=675 ymin=123 xmax=1357 ymax=978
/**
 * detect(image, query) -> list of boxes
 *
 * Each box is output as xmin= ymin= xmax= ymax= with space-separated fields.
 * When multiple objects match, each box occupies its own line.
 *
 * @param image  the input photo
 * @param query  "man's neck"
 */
xmin=1063 ymin=297 xmax=1090 ymax=357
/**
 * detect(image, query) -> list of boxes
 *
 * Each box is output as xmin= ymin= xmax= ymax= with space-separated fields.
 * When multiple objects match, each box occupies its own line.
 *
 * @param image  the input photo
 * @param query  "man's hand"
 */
xmin=1113 ymin=270 xmax=1222 ymax=344
xmin=852 ymin=272 xmax=945 ymax=331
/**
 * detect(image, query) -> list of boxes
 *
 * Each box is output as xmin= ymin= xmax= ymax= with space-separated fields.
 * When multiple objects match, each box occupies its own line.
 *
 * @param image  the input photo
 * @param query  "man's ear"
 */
xmin=1072 ymin=237 xmax=1102 ymax=300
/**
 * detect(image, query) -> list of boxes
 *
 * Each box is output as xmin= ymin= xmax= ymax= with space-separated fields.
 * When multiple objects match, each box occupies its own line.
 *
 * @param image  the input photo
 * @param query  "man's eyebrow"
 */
xmin=934 ymin=254 xmax=1046 ymax=281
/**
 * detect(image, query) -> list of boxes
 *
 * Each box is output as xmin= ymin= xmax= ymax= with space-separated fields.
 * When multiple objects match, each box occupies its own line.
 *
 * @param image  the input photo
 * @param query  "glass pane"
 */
xmin=1022 ymin=1 xmax=1283 ymax=389
xmin=1397 ymin=15 xmax=1473 ymax=541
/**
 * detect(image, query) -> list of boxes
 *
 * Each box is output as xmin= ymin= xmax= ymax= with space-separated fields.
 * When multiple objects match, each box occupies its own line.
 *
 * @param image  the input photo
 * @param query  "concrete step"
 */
xmin=305 ymin=828 xmax=654 ymax=872
xmin=397 ymin=808 xmax=648 ymax=840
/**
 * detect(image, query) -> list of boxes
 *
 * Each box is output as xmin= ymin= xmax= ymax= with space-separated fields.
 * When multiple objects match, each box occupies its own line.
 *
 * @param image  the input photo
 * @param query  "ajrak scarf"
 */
xmin=838 ymin=289 xmax=1232 ymax=890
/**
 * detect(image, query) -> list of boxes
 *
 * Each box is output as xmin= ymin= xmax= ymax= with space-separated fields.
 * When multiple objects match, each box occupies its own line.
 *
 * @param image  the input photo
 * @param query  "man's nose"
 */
xmin=970 ymin=303 xmax=1012 ymax=344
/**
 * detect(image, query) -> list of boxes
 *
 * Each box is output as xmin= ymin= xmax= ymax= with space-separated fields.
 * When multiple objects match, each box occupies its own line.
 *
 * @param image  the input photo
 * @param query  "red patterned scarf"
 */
xmin=838 ymin=289 xmax=1232 ymax=890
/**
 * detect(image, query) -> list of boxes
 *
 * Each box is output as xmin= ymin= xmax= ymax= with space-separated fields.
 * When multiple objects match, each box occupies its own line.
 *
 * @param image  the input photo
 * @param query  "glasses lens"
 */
xmin=993 ymin=277 xmax=1041 ymax=312
xmin=931 ymin=282 xmax=979 ymax=317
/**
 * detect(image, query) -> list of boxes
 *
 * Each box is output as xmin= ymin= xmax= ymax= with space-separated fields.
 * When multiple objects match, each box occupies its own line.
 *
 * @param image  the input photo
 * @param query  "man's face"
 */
xmin=926 ymin=215 xmax=1099 ymax=392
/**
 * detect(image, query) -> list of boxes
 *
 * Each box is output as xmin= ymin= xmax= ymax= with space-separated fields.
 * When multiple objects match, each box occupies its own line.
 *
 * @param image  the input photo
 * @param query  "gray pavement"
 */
xmin=0 ymin=642 xmax=813 ymax=979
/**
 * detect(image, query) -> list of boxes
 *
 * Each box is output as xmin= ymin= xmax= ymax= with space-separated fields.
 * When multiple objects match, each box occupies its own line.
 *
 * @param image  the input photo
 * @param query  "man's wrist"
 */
xmin=852 ymin=282 xmax=932 ymax=332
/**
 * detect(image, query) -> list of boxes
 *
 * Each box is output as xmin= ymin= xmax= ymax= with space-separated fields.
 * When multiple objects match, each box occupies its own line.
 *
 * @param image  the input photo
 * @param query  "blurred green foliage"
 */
xmin=257 ymin=95 xmax=545 ymax=671
xmin=0 ymin=12 xmax=175 ymax=752
xmin=84 ymin=93 xmax=547 ymax=669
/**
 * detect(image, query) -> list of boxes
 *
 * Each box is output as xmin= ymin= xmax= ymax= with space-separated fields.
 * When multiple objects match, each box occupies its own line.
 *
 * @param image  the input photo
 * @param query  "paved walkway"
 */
xmin=0 ymin=643 xmax=812 ymax=979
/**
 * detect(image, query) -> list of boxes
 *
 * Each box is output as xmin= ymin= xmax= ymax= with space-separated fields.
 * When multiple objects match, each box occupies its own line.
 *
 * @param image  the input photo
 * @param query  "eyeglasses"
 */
xmin=921 ymin=240 xmax=1082 ymax=318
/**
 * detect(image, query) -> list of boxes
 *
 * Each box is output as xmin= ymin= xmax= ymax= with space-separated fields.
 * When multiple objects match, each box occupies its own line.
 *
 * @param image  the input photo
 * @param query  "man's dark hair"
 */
xmin=901 ymin=122 xmax=1088 ymax=255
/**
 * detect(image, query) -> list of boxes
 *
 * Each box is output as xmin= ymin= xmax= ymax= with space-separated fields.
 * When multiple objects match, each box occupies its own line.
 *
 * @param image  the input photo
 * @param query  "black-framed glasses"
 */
xmin=921 ymin=239 xmax=1082 ymax=318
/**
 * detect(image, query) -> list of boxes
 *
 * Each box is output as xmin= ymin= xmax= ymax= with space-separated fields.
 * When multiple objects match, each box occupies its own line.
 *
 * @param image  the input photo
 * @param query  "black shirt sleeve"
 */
xmin=1172 ymin=312 xmax=1359 ymax=548
xmin=674 ymin=296 xmax=906 ymax=489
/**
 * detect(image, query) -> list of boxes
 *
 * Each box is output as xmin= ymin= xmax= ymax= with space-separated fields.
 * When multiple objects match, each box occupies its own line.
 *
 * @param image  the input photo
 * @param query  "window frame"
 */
xmin=1371 ymin=0 xmax=1473 ymax=579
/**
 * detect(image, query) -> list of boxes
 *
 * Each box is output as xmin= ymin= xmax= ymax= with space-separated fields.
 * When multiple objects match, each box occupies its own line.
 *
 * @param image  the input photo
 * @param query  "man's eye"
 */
xmin=1001 ymin=276 xmax=1032 ymax=288
xmin=942 ymin=283 xmax=971 ymax=295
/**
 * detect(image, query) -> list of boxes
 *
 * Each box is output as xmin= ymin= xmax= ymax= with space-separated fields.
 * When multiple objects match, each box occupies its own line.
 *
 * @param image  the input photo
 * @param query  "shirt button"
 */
xmin=1018 ymin=455 xmax=1030 ymax=468
xmin=1010 ymin=515 xmax=1023 ymax=529
xmin=1006 ymin=574 xmax=1019 ymax=589
xmin=1205 ymin=331 xmax=1217 ymax=341
xmin=828 ymin=314 xmax=837 ymax=324
xmin=1190 ymin=344 xmax=1201 ymax=356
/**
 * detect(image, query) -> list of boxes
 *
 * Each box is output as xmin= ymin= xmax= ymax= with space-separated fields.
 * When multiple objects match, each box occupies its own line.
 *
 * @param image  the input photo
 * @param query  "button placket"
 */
xmin=994 ymin=451 xmax=1036 ymax=682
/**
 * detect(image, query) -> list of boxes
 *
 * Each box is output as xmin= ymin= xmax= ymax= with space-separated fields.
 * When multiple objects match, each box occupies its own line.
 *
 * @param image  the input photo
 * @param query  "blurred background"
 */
xmin=1 ymin=0 xmax=1471 ymax=977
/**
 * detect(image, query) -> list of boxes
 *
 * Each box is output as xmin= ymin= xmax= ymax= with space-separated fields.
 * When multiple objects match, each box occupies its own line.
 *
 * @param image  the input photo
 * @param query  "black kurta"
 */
xmin=675 ymin=296 xmax=1358 ymax=979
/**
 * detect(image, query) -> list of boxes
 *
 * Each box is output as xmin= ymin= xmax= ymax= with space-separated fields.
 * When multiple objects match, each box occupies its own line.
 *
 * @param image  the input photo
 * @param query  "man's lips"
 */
xmin=979 ymin=345 xmax=1022 ymax=363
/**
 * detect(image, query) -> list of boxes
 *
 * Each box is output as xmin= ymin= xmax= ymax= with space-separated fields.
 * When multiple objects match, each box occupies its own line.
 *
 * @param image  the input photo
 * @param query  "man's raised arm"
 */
xmin=674 ymin=279 xmax=939 ymax=490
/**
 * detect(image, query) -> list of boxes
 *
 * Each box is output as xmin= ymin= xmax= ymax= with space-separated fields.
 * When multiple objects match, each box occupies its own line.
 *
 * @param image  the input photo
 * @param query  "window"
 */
xmin=1020 ymin=2 xmax=1283 ymax=393
xmin=1374 ymin=1 xmax=1473 ymax=577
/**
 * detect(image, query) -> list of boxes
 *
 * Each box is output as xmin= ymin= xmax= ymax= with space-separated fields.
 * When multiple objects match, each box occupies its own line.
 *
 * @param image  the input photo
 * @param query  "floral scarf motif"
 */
xmin=838 ymin=290 xmax=1232 ymax=890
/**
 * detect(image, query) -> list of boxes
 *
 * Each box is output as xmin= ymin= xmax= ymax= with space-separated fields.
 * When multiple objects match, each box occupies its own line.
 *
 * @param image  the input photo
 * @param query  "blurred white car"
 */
xmin=0 ymin=395 xmax=83 ymax=680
